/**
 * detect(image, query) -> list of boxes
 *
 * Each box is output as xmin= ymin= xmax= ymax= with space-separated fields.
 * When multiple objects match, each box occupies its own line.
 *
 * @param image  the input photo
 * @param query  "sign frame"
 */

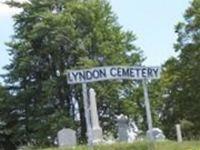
xmin=66 ymin=66 xmax=161 ymax=84
xmin=66 ymin=65 xmax=161 ymax=145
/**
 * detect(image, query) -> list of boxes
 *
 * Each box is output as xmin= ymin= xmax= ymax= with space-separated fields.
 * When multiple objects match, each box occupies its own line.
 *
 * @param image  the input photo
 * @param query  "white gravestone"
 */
xmin=127 ymin=120 xmax=139 ymax=142
xmin=89 ymin=88 xmax=103 ymax=144
xmin=57 ymin=128 xmax=77 ymax=147
xmin=146 ymin=128 xmax=165 ymax=141
xmin=176 ymin=124 xmax=182 ymax=142
xmin=117 ymin=115 xmax=129 ymax=142
xmin=117 ymin=115 xmax=139 ymax=142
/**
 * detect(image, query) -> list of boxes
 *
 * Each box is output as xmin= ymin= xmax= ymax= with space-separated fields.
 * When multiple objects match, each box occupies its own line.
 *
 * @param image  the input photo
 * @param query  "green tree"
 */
xmin=4 ymin=0 xmax=142 ymax=147
xmin=0 ymin=85 xmax=17 ymax=150
xmin=160 ymin=0 xmax=200 ymax=139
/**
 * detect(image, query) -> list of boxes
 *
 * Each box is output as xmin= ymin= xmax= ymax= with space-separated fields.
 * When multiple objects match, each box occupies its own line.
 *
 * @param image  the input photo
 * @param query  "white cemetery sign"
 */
xmin=67 ymin=66 xmax=160 ymax=84
xmin=66 ymin=66 xmax=161 ymax=145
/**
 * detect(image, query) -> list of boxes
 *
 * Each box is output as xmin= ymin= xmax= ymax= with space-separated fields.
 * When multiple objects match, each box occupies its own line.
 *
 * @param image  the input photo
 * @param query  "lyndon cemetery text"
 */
xmin=67 ymin=66 xmax=160 ymax=84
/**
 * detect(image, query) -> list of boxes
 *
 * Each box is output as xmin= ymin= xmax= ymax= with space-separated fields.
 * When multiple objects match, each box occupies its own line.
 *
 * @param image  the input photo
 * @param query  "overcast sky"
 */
xmin=0 ymin=0 xmax=190 ymax=80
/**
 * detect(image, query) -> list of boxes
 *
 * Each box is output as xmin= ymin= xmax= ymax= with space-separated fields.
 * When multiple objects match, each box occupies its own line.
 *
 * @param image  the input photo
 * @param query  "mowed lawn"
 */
xmin=32 ymin=141 xmax=200 ymax=150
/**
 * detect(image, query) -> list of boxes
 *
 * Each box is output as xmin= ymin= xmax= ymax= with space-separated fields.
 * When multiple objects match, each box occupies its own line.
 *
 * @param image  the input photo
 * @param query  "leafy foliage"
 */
xmin=2 ymin=0 xmax=143 ymax=148
xmin=159 ymin=0 xmax=200 ymax=139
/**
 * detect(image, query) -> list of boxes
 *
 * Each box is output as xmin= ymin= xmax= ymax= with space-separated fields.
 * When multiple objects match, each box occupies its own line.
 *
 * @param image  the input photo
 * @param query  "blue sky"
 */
xmin=0 ymin=0 xmax=190 ymax=78
xmin=109 ymin=0 xmax=190 ymax=65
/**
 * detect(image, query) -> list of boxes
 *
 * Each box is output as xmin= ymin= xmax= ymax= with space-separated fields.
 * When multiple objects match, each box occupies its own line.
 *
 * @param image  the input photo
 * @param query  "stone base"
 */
xmin=92 ymin=127 xmax=103 ymax=144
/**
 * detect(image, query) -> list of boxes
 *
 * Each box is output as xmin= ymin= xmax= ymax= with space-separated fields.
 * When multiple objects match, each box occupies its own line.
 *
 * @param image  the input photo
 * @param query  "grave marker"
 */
xmin=57 ymin=128 xmax=77 ymax=147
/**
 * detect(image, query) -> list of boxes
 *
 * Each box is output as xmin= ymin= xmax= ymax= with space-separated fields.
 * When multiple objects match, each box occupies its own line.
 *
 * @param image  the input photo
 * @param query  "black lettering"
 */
xmin=129 ymin=68 xmax=135 ymax=77
xmin=86 ymin=71 xmax=92 ymax=80
xmin=72 ymin=72 xmax=79 ymax=81
xmin=135 ymin=68 xmax=140 ymax=77
xmin=122 ymin=68 xmax=130 ymax=77
xmin=117 ymin=67 xmax=122 ymax=77
xmin=110 ymin=68 xmax=117 ymax=77
xmin=142 ymin=68 xmax=147 ymax=78
xmin=99 ymin=69 xmax=107 ymax=78
xmin=152 ymin=68 xmax=159 ymax=77
xmin=147 ymin=68 xmax=153 ymax=77
xmin=79 ymin=72 xmax=85 ymax=81
xmin=68 ymin=73 xmax=73 ymax=81
xmin=93 ymin=70 xmax=100 ymax=79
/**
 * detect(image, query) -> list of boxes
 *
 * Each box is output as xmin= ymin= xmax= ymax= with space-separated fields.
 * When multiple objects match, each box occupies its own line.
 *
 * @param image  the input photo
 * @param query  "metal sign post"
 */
xmin=82 ymin=83 xmax=93 ymax=149
xmin=142 ymin=79 xmax=153 ymax=141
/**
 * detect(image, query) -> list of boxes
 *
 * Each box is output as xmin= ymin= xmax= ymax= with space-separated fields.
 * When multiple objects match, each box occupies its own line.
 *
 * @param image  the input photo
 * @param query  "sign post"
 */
xmin=142 ymin=79 xmax=153 ymax=141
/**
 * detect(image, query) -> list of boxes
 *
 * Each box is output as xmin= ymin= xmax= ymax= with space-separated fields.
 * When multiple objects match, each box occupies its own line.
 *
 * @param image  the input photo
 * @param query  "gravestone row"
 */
xmin=57 ymin=88 xmax=165 ymax=148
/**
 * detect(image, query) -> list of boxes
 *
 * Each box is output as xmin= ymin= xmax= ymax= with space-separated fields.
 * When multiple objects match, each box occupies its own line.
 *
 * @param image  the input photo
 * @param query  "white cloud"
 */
xmin=0 ymin=0 xmax=28 ymax=17
xmin=0 ymin=3 xmax=20 ymax=17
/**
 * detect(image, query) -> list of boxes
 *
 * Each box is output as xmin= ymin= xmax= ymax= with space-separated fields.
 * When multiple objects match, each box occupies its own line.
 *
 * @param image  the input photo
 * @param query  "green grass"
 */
xmin=24 ymin=141 xmax=200 ymax=150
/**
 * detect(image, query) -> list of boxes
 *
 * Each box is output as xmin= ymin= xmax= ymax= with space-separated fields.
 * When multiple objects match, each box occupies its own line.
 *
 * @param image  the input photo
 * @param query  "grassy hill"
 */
xmin=23 ymin=141 xmax=200 ymax=150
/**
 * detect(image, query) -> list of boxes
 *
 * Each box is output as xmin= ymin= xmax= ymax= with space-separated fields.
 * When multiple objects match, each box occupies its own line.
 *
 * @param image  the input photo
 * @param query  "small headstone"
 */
xmin=176 ymin=124 xmax=182 ymax=142
xmin=116 ymin=114 xmax=129 ymax=142
xmin=146 ymin=128 xmax=165 ymax=141
xmin=127 ymin=120 xmax=139 ymax=142
xmin=117 ymin=115 xmax=140 ymax=142
xmin=57 ymin=128 xmax=77 ymax=147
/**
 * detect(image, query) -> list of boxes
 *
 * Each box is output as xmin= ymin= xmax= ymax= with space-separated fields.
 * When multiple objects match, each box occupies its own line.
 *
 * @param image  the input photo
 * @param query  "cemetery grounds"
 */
xmin=21 ymin=141 xmax=200 ymax=150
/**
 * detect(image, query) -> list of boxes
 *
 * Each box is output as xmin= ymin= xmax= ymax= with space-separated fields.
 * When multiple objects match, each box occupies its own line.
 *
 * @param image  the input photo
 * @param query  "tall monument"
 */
xmin=89 ymin=88 xmax=103 ymax=144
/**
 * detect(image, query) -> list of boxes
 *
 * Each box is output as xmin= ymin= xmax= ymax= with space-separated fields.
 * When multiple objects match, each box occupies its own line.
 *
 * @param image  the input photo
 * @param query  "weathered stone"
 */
xmin=57 ymin=128 xmax=77 ymax=147
xmin=146 ymin=128 xmax=165 ymax=141
xmin=89 ymin=88 xmax=103 ymax=144
xmin=116 ymin=114 xmax=129 ymax=142
xmin=117 ymin=115 xmax=140 ymax=142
